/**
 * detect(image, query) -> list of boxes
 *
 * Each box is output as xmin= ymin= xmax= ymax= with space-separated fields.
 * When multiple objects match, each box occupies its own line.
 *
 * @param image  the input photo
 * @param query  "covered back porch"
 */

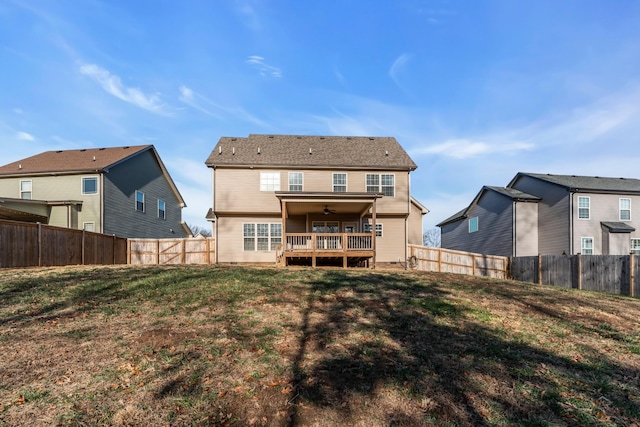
xmin=275 ymin=192 xmax=381 ymax=268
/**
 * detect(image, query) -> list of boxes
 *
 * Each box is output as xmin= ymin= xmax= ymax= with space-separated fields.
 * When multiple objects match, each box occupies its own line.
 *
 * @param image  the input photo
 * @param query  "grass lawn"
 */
xmin=1 ymin=265 xmax=639 ymax=426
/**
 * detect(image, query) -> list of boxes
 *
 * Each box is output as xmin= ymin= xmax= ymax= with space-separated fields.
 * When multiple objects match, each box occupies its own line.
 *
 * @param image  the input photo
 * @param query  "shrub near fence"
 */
xmin=0 ymin=219 xmax=127 ymax=268
xmin=510 ymin=254 xmax=640 ymax=297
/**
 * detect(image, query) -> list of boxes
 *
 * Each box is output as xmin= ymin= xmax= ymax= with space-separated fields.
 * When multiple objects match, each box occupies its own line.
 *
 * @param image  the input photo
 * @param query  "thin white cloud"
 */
xmin=246 ymin=56 xmax=282 ymax=78
xmin=412 ymin=139 xmax=535 ymax=159
xmin=234 ymin=0 xmax=261 ymax=31
xmin=389 ymin=53 xmax=412 ymax=92
xmin=16 ymin=131 xmax=35 ymax=141
xmin=79 ymin=63 xmax=169 ymax=115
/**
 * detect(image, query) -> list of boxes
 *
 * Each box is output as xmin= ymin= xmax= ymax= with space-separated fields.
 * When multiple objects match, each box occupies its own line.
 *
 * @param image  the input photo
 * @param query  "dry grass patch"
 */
xmin=1 ymin=265 xmax=639 ymax=426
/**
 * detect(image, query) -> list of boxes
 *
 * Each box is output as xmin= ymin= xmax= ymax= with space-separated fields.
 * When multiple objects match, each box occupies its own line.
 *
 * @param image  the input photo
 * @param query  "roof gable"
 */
xmin=511 ymin=173 xmax=640 ymax=194
xmin=205 ymin=134 xmax=417 ymax=170
xmin=0 ymin=145 xmax=152 ymax=176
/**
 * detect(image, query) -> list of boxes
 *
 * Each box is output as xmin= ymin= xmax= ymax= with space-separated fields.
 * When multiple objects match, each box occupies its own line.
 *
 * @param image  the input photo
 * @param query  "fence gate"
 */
xmin=129 ymin=238 xmax=215 ymax=265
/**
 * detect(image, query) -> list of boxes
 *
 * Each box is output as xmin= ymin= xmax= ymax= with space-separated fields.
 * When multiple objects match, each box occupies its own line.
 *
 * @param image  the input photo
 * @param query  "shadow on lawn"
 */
xmin=286 ymin=270 xmax=640 ymax=426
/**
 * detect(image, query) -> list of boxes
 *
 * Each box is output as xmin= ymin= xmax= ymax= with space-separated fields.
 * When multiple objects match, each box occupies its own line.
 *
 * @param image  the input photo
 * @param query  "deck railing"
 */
xmin=285 ymin=233 xmax=373 ymax=252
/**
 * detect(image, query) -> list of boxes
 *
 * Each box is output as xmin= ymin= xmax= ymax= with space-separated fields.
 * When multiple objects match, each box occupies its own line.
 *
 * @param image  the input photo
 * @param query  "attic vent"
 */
xmin=18 ymin=164 xmax=22 ymax=169
xmin=319 ymin=137 xmax=325 ymax=139
xmin=231 ymin=138 xmax=237 ymax=141
xmin=268 ymin=135 xmax=274 ymax=139
xmin=369 ymin=137 xmax=374 ymax=140
xmin=218 ymin=146 xmax=222 ymax=154
xmin=80 ymin=149 xmax=86 ymax=152
xmin=296 ymin=136 xmax=302 ymax=139
xmin=309 ymin=148 xmax=312 ymax=155
xmin=232 ymin=147 xmax=236 ymax=155
xmin=99 ymin=148 xmax=105 ymax=151
xmin=346 ymin=137 xmax=352 ymax=140
xmin=257 ymin=147 xmax=261 ymax=154
xmin=385 ymin=150 xmax=389 ymax=156
xmin=56 ymin=150 xmax=63 ymax=153
xmin=92 ymin=156 xmax=96 ymax=161
xmin=123 ymin=146 xmax=130 ymax=149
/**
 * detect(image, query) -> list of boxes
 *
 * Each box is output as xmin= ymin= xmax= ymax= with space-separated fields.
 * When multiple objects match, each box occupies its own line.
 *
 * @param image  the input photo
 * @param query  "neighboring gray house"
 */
xmin=0 ymin=145 xmax=190 ymax=238
xmin=438 ymin=173 xmax=640 ymax=257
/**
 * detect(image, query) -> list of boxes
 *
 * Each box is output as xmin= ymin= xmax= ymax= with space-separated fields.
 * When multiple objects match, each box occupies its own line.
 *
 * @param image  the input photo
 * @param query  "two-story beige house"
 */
xmin=0 ymin=145 xmax=190 ymax=238
xmin=205 ymin=134 xmax=428 ymax=267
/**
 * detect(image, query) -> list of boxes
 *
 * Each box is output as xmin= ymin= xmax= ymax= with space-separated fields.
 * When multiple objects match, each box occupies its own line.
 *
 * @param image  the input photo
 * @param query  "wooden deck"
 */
xmin=277 ymin=233 xmax=374 ymax=268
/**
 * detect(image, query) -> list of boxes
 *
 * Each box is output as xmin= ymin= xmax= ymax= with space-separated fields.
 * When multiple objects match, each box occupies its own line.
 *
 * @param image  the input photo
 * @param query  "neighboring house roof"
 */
xmin=205 ymin=134 xmax=418 ymax=170
xmin=0 ymin=145 xmax=186 ymax=207
xmin=511 ymin=173 xmax=640 ymax=194
xmin=437 ymin=186 xmax=539 ymax=227
xmin=601 ymin=221 xmax=636 ymax=233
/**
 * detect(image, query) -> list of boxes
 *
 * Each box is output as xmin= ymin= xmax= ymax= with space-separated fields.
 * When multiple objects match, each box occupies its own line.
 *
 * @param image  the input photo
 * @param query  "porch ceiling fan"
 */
xmin=323 ymin=205 xmax=336 ymax=215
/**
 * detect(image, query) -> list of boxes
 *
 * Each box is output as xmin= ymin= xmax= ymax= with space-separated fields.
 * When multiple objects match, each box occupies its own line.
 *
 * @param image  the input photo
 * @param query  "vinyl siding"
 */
xmin=408 ymin=201 xmax=424 ymax=245
xmin=511 ymin=176 xmax=570 ymax=254
xmin=216 ymin=216 xmax=282 ymax=263
xmin=364 ymin=216 xmax=407 ymax=262
xmin=103 ymin=150 xmax=186 ymax=238
xmin=0 ymin=175 xmax=100 ymax=230
xmin=213 ymin=168 xmax=410 ymax=215
xmin=572 ymin=192 xmax=640 ymax=255
xmin=514 ymin=201 xmax=538 ymax=256
xmin=440 ymin=190 xmax=514 ymax=256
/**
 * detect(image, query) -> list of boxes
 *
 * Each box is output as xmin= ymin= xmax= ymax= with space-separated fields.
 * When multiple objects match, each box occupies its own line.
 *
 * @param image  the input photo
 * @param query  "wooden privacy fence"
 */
xmin=511 ymin=254 xmax=640 ymax=297
xmin=128 ymin=237 xmax=215 ymax=265
xmin=0 ymin=219 xmax=127 ymax=268
xmin=408 ymin=245 xmax=508 ymax=279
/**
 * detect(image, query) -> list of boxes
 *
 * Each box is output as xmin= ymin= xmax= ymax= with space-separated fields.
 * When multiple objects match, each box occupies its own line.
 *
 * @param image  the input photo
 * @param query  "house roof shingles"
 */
xmin=205 ymin=134 xmax=417 ymax=170
xmin=516 ymin=173 xmax=640 ymax=193
xmin=0 ymin=145 xmax=152 ymax=176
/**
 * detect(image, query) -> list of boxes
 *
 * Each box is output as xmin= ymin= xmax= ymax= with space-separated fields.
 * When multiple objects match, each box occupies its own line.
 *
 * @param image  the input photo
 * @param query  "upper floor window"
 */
xmin=581 ymin=237 xmax=593 ymax=255
xmin=20 ymin=180 xmax=32 ymax=199
xmin=260 ymin=172 xmax=280 ymax=191
xmin=631 ymin=238 xmax=640 ymax=256
xmin=135 ymin=190 xmax=145 ymax=212
xmin=620 ymin=198 xmax=631 ymax=221
xmin=289 ymin=172 xmax=303 ymax=191
xmin=366 ymin=174 xmax=395 ymax=197
xmin=333 ymin=173 xmax=347 ymax=192
xmin=83 ymin=222 xmax=95 ymax=232
xmin=578 ymin=196 xmax=590 ymax=219
xmin=158 ymin=200 xmax=166 ymax=220
xmin=469 ymin=216 xmax=479 ymax=233
xmin=82 ymin=177 xmax=98 ymax=195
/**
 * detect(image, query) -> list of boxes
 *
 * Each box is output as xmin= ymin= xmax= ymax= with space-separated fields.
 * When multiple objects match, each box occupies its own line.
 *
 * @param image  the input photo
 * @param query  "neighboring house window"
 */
xmin=158 ymin=200 xmax=166 ymax=220
xmin=20 ymin=180 xmax=32 ymax=199
xmin=469 ymin=217 xmax=479 ymax=233
xmin=289 ymin=172 xmax=303 ymax=191
xmin=578 ymin=196 xmax=590 ymax=219
xmin=243 ymin=223 xmax=282 ymax=251
xmin=365 ymin=174 xmax=395 ymax=197
xmin=631 ymin=238 xmax=640 ymax=255
xmin=135 ymin=190 xmax=145 ymax=212
xmin=333 ymin=173 xmax=347 ymax=192
xmin=581 ymin=237 xmax=594 ymax=255
xmin=260 ymin=172 xmax=280 ymax=191
xmin=363 ymin=223 xmax=383 ymax=237
xmin=83 ymin=222 xmax=95 ymax=232
xmin=620 ymin=198 xmax=631 ymax=221
xmin=82 ymin=177 xmax=98 ymax=195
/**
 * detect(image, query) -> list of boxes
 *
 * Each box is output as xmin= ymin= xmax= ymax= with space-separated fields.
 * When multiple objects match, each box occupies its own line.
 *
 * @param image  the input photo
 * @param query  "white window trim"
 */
xmin=363 ymin=223 xmax=383 ymax=237
xmin=365 ymin=173 xmax=395 ymax=197
xmin=19 ymin=179 xmax=32 ymax=199
xmin=260 ymin=172 xmax=281 ymax=192
xmin=631 ymin=238 xmax=640 ymax=255
xmin=81 ymin=176 xmax=99 ymax=195
xmin=83 ymin=222 xmax=95 ymax=232
xmin=135 ymin=190 xmax=145 ymax=213
xmin=288 ymin=172 xmax=303 ymax=191
xmin=333 ymin=173 xmax=347 ymax=192
xmin=242 ymin=222 xmax=282 ymax=251
xmin=581 ymin=237 xmax=594 ymax=255
xmin=577 ymin=196 xmax=590 ymax=220
xmin=158 ymin=200 xmax=166 ymax=220
xmin=620 ymin=198 xmax=631 ymax=221
xmin=469 ymin=216 xmax=479 ymax=233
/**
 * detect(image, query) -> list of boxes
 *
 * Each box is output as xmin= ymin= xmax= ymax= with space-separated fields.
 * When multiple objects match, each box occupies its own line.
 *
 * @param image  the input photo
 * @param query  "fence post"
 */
xmin=438 ymin=248 xmax=442 ymax=273
xmin=82 ymin=230 xmax=86 ymax=265
xmin=113 ymin=235 xmax=117 ymax=265
xmin=538 ymin=254 xmax=542 ymax=285
xmin=472 ymin=254 xmax=476 ymax=276
xmin=127 ymin=239 xmax=131 ymax=265
xmin=156 ymin=239 xmax=160 ymax=265
xmin=577 ymin=253 xmax=582 ymax=290
xmin=630 ymin=253 xmax=635 ymax=297
xmin=37 ymin=222 xmax=42 ymax=267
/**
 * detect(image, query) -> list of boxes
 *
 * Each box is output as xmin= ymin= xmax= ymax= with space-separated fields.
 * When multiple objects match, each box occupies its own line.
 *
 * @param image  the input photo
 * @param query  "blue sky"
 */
xmin=2 ymin=1 xmax=640 ymax=232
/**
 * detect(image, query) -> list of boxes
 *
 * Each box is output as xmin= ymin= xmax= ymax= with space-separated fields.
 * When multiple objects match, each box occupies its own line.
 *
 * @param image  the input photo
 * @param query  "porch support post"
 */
xmin=372 ymin=198 xmax=377 ymax=269
xmin=281 ymin=201 xmax=287 ymax=266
